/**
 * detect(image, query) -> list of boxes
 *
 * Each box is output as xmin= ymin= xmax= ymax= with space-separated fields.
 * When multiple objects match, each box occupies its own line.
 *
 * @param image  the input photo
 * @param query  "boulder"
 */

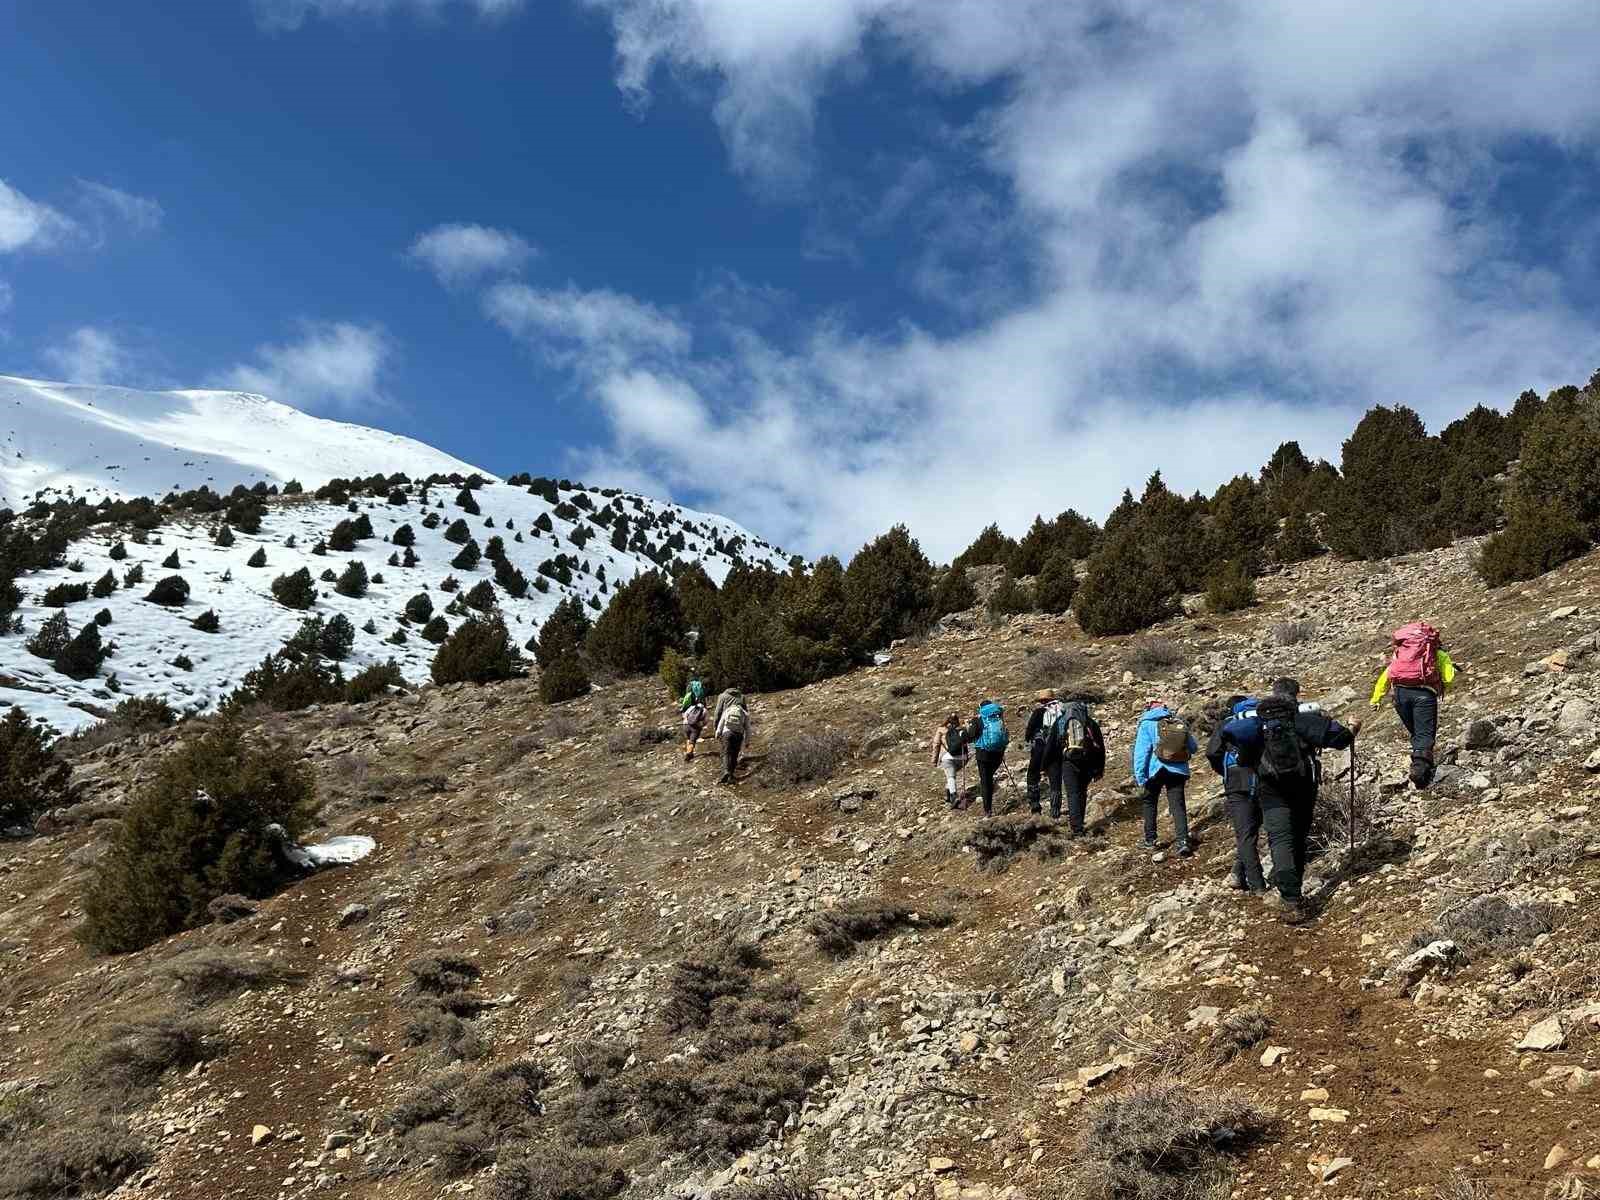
xmin=1385 ymin=940 xmax=1460 ymax=991
xmin=1517 ymin=1015 xmax=1566 ymax=1052
xmin=1556 ymin=699 xmax=1595 ymax=734
xmin=1463 ymin=719 xmax=1499 ymax=750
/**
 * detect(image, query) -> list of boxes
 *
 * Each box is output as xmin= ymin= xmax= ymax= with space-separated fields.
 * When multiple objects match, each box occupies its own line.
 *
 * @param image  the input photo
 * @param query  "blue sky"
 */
xmin=4 ymin=0 xmax=1599 ymax=558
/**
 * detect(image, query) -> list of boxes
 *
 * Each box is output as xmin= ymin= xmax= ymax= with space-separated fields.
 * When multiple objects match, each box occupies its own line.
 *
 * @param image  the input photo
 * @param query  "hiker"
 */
xmin=1132 ymin=698 xmax=1198 ymax=856
xmin=682 ymin=699 xmax=708 ymax=762
xmin=963 ymin=699 xmax=1010 ymax=817
xmin=713 ymin=686 xmax=742 ymax=728
xmin=715 ymin=690 xmax=751 ymax=784
xmin=1041 ymin=692 xmax=1106 ymax=833
xmin=931 ymin=712 xmax=970 ymax=809
xmin=679 ymin=676 xmax=707 ymax=712
xmin=1206 ymin=695 xmax=1266 ymax=893
xmin=1023 ymin=690 xmax=1064 ymax=816
xmin=1239 ymin=678 xmax=1360 ymax=923
xmin=1370 ymin=622 xmax=1455 ymax=789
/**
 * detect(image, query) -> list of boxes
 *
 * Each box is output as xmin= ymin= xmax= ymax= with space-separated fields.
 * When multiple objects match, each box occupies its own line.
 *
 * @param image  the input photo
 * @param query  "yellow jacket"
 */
xmin=1370 ymin=650 xmax=1455 ymax=704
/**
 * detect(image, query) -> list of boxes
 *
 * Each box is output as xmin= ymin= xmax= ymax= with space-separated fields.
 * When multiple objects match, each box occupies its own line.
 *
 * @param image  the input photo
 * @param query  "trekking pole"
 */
xmin=1348 ymin=737 xmax=1357 ymax=851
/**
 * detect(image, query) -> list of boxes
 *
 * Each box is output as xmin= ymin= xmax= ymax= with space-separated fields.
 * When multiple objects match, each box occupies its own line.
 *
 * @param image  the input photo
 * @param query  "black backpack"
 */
xmin=1255 ymin=695 xmax=1308 ymax=782
xmin=944 ymin=725 xmax=965 ymax=758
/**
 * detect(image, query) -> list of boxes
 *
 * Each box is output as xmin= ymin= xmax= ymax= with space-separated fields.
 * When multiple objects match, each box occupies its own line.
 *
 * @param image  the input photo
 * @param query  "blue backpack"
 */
xmin=974 ymin=702 xmax=1009 ymax=753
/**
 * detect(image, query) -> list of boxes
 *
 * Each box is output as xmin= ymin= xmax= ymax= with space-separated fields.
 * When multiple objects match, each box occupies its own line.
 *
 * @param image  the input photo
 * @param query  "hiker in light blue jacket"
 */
xmin=1131 ymin=698 xmax=1197 ymax=857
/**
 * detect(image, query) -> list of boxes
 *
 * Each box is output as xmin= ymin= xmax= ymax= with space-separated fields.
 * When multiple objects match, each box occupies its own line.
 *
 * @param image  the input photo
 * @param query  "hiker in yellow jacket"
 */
xmin=1371 ymin=622 xmax=1456 ymax=789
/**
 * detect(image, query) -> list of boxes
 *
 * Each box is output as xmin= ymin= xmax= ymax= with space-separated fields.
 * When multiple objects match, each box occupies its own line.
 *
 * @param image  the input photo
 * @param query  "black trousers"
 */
xmin=1260 ymin=780 xmax=1315 ymax=901
xmin=1393 ymin=686 xmax=1438 ymax=788
xmin=1142 ymin=770 xmax=1189 ymax=846
xmin=1059 ymin=759 xmax=1089 ymax=831
xmin=1226 ymin=792 xmax=1266 ymax=891
xmin=975 ymin=750 xmax=1003 ymax=816
xmin=721 ymin=731 xmax=744 ymax=780
xmin=1026 ymin=740 xmax=1049 ymax=810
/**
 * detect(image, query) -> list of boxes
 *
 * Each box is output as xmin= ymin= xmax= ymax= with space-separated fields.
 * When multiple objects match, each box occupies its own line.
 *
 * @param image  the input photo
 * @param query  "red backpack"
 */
xmin=1389 ymin=622 xmax=1442 ymax=689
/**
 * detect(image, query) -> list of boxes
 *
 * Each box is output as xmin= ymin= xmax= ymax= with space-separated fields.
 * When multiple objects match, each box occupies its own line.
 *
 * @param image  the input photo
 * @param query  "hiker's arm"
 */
xmin=1131 ymin=721 xmax=1150 ymax=785
xmin=1204 ymin=724 xmax=1228 ymax=775
xmin=1321 ymin=718 xmax=1357 ymax=751
xmin=1024 ymin=709 xmax=1043 ymax=742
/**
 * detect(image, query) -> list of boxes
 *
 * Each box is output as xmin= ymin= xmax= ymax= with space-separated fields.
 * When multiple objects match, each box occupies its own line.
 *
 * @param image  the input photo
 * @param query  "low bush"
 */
xmin=1060 ymin=1081 xmax=1270 ymax=1200
xmin=463 ymin=579 xmax=497 ymax=613
xmin=964 ymin=815 xmax=1064 ymax=872
xmin=405 ymin=591 xmax=434 ymax=623
xmin=493 ymin=1145 xmax=627 ymax=1200
xmin=539 ymin=652 xmax=590 ymax=704
xmin=94 ymin=607 xmax=113 ymax=627
xmin=53 ymin=623 xmax=109 ymax=680
xmin=421 ymin=615 xmax=450 ymax=644
xmin=81 ymin=1015 xmax=225 ymax=1097
xmin=1428 ymin=894 xmax=1554 ymax=961
xmin=246 ymin=546 xmax=267 ymax=568
xmin=1205 ymin=1004 xmax=1270 ymax=1067
xmin=92 ymin=569 xmax=119 ymax=598
xmin=1023 ymin=646 xmax=1085 ymax=687
xmin=79 ymin=720 xmax=318 ymax=954
xmin=1477 ymin=503 xmax=1591 ymax=587
xmin=1125 ymin=638 xmax=1186 ymax=677
xmin=0 ymin=709 xmax=71 ymax=829
xmin=41 ymin=581 xmax=90 ymax=607
xmin=0 ymin=1109 xmax=150 ymax=1200
xmin=1204 ymin=560 xmax=1256 ymax=613
xmin=25 ymin=611 xmax=71 ymax=659
xmin=807 ymin=899 xmax=953 ymax=958
xmin=388 ymin=1060 xmax=547 ymax=1179
xmin=408 ymin=953 xmax=483 ymax=996
xmin=270 ymin=567 xmax=317 ymax=609
xmin=191 ymin=608 xmax=220 ymax=633
xmin=431 ymin=613 xmax=521 ymax=685
xmin=335 ymin=560 xmax=369 ymax=598
xmin=161 ymin=550 xmax=181 ymax=570
xmin=762 ymin=729 xmax=850 ymax=788
xmin=156 ymin=947 xmax=300 ymax=1003
xmin=1269 ymin=620 xmax=1315 ymax=646
xmin=570 ymin=1042 xmax=629 ymax=1088
xmin=346 ymin=660 xmax=405 ymax=704
xmin=144 ymin=575 xmax=190 ymax=606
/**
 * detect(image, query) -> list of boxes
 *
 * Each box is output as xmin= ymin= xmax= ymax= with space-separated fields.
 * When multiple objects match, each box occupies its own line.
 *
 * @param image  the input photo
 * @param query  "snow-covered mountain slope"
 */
xmin=0 ymin=378 xmax=791 ymax=733
xmin=0 ymin=375 xmax=483 ymax=509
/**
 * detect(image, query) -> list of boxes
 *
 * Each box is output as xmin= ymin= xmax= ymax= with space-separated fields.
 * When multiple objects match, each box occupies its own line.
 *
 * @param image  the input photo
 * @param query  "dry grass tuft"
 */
xmin=1062 ymin=1080 xmax=1271 ymax=1200
xmin=762 ymin=729 xmax=850 ymax=787
xmin=387 ymin=1059 xmax=546 ymax=1179
xmin=155 ymin=947 xmax=302 ymax=1003
xmin=80 ymin=1015 xmax=225 ymax=1097
xmin=1206 ymin=1004 xmax=1271 ymax=1067
xmin=493 ymin=1144 xmax=627 ymax=1200
xmin=963 ymin=815 xmax=1065 ymax=872
xmin=1124 ymin=638 xmax=1187 ymax=677
xmin=807 ymin=898 xmax=954 ymax=958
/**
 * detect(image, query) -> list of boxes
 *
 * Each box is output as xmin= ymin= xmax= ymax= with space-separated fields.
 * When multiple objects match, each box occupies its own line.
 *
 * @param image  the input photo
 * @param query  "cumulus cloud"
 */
xmin=76 ymin=180 xmax=164 ymax=238
xmin=408 ymin=223 xmax=535 ymax=285
xmin=0 ymin=179 xmax=78 ymax=255
xmin=43 ymin=327 xmax=133 ymax=385
xmin=484 ymin=282 xmax=690 ymax=366
xmin=253 ymin=0 xmax=522 ymax=31
xmin=222 ymin=321 xmax=393 ymax=412
xmin=532 ymin=0 xmax=1600 ymax=559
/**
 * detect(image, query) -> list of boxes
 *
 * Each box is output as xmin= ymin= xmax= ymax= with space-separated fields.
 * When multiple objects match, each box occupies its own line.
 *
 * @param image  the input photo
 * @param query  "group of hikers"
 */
xmin=678 ymin=679 xmax=751 ymax=784
xmin=673 ymin=622 xmax=1454 ymax=926
xmin=929 ymin=621 xmax=1453 ymax=924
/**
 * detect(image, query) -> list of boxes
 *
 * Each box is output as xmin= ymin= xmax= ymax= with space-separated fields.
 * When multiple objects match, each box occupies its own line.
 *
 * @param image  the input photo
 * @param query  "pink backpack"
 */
xmin=1389 ymin=622 xmax=1442 ymax=689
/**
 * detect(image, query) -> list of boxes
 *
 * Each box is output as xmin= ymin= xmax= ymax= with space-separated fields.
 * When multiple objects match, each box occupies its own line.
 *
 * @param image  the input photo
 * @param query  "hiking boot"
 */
xmin=1225 ymin=875 xmax=1244 ymax=891
xmin=1279 ymin=900 xmax=1313 ymax=926
xmin=1139 ymin=838 xmax=1158 ymax=852
xmin=1177 ymin=842 xmax=1195 ymax=859
xmin=684 ymin=751 xmax=694 ymax=762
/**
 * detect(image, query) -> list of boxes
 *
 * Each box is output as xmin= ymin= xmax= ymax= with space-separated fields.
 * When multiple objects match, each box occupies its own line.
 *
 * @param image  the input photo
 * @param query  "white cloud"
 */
xmin=253 ymin=0 xmax=522 ymax=31
xmin=0 ymin=179 xmax=78 ymax=255
xmin=222 ymin=321 xmax=393 ymax=412
xmin=43 ymin=327 xmax=133 ymax=385
xmin=75 ymin=181 xmax=164 ymax=238
xmin=484 ymin=282 xmax=690 ymax=365
xmin=407 ymin=223 xmax=535 ymax=285
xmin=535 ymin=0 xmax=1600 ymax=559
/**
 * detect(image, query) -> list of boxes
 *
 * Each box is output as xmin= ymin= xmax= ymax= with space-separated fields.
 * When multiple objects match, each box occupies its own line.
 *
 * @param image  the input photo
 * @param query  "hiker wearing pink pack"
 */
xmin=1370 ymin=622 xmax=1457 ymax=789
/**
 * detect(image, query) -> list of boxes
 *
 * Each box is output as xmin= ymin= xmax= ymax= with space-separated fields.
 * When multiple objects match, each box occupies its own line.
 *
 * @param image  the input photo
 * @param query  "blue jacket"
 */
xmin=1132 ymin=706 xmax=1196 ymax=785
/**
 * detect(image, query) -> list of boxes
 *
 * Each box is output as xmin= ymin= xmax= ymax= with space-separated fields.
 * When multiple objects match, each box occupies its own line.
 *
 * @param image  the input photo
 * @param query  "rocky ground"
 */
xmin=3 ymin=537 xmax=1600 ymax=1200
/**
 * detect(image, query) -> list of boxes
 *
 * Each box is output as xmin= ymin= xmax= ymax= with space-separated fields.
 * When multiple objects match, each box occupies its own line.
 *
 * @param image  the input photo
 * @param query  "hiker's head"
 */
xmin=946 ymin=712 xmax=961 ymax=727
xmin=1035 ymin=688 xmax=1056 ymax=704
xmin=1145 ymin=696 xmax=1171 ymax=712
xmin=1271 ymin=677 xmax=1301 ymax=700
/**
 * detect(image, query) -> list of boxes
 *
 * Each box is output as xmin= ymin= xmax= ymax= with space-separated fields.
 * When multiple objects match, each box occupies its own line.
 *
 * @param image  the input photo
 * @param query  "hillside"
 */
xmin=3 ymin=534 xmax=1598 ymax=1200
xmin=0 ymin=378 xmax=791 ymax=732
xmin=0 ymin=376 xmax=487 ymax=509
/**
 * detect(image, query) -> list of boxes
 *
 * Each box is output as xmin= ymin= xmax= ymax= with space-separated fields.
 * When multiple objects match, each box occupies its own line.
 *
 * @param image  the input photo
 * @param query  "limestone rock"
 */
xmin=252 ymin=1125 xmax=275 ymax=1147
xmin=1109 ymin=921 xmax=1151 ymax=949
xmin=1545 ymin=1144 xmax=1571 ymax=1171
xmin=928 ymin=1158 xmax=956 ymax=1174
xmin=1260 ymin=1045 xmax=1290 ymax=1068
xmin=1386 ymin=940 xmax=1460 ymax=991
xmin=1463 ymin=719 xmax=1498 ymax=749
xmin=1517 ymin=1015 xmax=1566 ymax=1052
xmin=337 ymin=903 xmax=369 ymax=929
xmin=1308 ymin=1107 xmax=1349 ymax=1123
xmin=1556 ymin=699 xmax=1595 ymax=734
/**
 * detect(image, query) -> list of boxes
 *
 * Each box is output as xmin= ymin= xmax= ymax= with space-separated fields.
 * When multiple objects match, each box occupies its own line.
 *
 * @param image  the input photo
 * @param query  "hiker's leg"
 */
xmin=977 ymin=756 xmax=997 ymax=815
xmin=1166 ymin=774 xmax=1191 ymax=848
xmin=1410 ymin=689 xmax=1438 ymax=787
xmin=1260 ymin=787 xmax=1301 ymax=900
xmin=1291 ymin=788 xmax=1314 ymax=881
xmin=941 ymin=757 xmax=960 ymax=805
xmin=1061 ymin=760 xmax=1087 ymax=833
xmin=1046 ymin=758 xmax=1064 ymax=821
xmin=1141 ymin=778 xmax=1160 ymax=843
xmin=1226 ymin=796 xmax=1259 ymax=889
xmin=1026 ymin=740 xmax=1045 ymax=813
xmin=722 ymin=732 xmax=743 ymax=781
